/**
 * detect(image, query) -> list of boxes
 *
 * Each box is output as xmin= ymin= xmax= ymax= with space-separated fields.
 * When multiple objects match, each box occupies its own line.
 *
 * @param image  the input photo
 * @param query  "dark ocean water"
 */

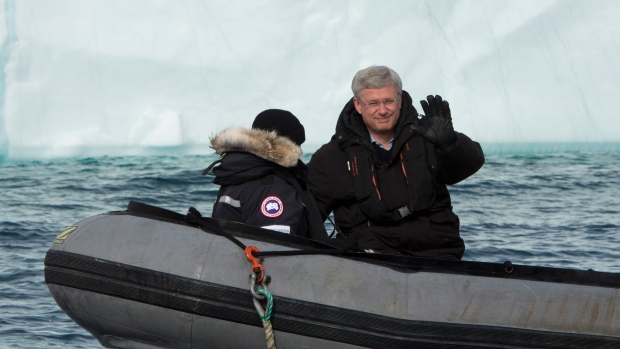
xmin=1 ymin=145 xmax=620 ymax=348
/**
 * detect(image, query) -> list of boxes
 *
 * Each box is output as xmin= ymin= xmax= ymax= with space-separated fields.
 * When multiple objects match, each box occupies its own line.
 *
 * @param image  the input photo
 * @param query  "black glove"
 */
xmin=412 ymin=95 xmax=457 ymax=149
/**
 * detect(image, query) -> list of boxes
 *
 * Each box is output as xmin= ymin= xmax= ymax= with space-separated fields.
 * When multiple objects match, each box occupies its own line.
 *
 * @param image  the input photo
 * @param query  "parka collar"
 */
xmin=210 ymin=128 xmax=302 ymax=168
xmin=333 ymin=90 xmax=420 ymax=154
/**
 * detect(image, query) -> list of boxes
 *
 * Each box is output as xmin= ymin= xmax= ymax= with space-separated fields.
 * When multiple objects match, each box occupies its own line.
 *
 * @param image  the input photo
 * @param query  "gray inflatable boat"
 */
xmin=45 ymin=201 xmax=620 ymax=348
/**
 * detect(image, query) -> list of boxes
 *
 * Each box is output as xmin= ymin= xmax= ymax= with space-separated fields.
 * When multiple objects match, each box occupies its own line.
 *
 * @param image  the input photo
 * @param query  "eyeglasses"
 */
xmin=358 ymin=96 xmax=400 ymax=112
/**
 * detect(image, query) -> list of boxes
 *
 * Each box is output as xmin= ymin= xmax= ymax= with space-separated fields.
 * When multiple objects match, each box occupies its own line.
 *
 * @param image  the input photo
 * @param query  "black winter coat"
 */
xmin=307 ymin=91 xmax=485 ymax=259
xmin=209 ymin=128 xmax=311 ymax=237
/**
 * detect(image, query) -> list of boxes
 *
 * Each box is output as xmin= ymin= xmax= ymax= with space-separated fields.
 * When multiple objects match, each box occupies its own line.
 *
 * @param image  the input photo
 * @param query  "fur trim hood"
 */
xmin=210 ymin=128 xmax=302 ymax=168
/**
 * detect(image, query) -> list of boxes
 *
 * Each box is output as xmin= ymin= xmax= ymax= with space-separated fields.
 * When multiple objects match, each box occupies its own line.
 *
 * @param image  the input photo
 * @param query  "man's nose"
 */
xmin=377 ymin=102 xmax=389 ymax=114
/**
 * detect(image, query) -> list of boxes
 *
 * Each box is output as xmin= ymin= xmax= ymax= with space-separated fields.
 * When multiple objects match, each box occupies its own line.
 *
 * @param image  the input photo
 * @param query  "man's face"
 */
xmin=353 ymin=85 xmax=402 ymax=139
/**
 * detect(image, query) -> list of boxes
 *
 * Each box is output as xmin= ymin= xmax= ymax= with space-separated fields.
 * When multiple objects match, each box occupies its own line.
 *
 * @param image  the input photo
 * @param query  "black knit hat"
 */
xmin=252 ymin=109 xmax=306 ymax=146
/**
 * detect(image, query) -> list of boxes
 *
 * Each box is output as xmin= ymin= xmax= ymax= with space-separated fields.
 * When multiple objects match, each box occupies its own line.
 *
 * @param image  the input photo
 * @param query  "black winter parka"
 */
xmin=209 ymin=128 xmax=315 ymax=238
xmin=307 ymin=91 xmax=484 ymax=259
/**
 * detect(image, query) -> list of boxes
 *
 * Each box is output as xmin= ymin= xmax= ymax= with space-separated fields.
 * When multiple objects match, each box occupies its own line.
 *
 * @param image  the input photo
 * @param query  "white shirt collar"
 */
xmin=370 ymin=134 xmax=394 ymax=150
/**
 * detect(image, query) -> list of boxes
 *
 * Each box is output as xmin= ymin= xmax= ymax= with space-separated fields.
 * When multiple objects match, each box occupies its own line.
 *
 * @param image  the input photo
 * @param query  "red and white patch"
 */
xmin=261 ymin=196 xmax=284 ymax=218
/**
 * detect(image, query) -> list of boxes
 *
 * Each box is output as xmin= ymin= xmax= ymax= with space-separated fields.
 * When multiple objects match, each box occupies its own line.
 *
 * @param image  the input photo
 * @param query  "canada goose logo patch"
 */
xmin=261 ymin=196 xmax=283 ymax=218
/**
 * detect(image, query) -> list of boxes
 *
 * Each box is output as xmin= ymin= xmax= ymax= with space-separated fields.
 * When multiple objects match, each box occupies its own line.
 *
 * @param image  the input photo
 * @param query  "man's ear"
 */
xmin=353 ymin=98 xmax=363 ymax=114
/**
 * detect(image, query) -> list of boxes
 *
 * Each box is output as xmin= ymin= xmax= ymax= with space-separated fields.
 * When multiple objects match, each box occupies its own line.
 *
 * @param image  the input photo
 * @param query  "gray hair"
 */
xmin=351 ymin=65 xmax=403 ymax=99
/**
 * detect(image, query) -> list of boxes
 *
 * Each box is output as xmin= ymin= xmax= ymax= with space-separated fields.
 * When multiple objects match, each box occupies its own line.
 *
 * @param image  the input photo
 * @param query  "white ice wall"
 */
xmin=1 ymin=0 xmax=619 ymax=159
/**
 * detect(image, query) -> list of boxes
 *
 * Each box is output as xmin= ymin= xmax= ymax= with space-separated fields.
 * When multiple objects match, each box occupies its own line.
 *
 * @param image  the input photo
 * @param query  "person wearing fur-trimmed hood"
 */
xmin=207 ymin=109 xmax=328 ymax=241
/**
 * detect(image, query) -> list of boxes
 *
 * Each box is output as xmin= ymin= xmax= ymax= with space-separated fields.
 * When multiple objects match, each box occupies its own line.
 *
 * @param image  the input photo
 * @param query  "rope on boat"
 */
xmin=184 ymin=206 xmax=357 ymax=349
xmin=250 ymin=273 xmax=277 ymax=349
xmin=185 ymin=207 xmax=359 ymax=259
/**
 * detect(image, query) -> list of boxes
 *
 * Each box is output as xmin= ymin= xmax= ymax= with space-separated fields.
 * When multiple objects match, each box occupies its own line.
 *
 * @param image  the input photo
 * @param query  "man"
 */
xmin=208 ymin=109 xmax=328 ymax=241
xmin=307 ymin=66 xmax=484 ymax=259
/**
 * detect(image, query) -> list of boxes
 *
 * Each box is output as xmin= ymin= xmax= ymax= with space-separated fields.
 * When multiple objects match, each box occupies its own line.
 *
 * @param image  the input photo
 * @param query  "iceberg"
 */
xmin=1 ymin=0 xmax=619 ymax=160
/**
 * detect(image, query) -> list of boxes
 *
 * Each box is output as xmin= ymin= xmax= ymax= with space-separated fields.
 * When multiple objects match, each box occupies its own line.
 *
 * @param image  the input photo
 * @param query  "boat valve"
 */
xmin=504 ymin=261 xmax=514 ymax=274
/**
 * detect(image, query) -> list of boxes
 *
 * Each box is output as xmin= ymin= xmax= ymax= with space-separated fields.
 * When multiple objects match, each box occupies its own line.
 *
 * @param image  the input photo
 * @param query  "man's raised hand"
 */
xmin=413 ymin=95 xmax=457 ymax=149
